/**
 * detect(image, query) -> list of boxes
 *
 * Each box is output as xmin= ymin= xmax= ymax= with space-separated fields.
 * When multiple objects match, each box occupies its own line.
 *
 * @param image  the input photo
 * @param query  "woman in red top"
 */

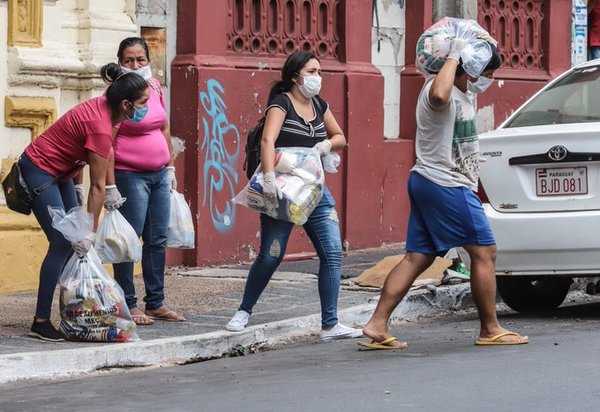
xmin=18 ymin=66 xmax=149 ymax=341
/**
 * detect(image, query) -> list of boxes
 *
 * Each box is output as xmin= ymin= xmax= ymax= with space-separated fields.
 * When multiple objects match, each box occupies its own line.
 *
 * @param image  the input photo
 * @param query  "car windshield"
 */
xmin=504 ymin=65 xmax=600 ymax=128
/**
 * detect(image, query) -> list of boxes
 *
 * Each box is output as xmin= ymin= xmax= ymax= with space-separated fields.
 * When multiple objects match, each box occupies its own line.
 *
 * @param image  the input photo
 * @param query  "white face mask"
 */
xmin=467 ymin=75 xmax=493 ymax=94
xmin=121 ymin=64 xmax=152 ymax=81
xmin=297 ymin=75 xmax=322 ymax=98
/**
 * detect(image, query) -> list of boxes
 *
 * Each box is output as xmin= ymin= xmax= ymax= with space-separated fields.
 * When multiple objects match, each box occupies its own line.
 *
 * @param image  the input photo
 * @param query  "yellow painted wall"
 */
xmin=0 ymin=206 xmax=142 ymax=294
xmin=0 ymin=206 xmax=46 ymax=293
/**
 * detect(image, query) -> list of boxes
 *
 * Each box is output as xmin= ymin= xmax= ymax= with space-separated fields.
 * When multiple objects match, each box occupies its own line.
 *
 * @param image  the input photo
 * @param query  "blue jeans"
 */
xmin=112 ymin=168 xmax=170 ymax=310
xmin=590 ymin=46 xmax=600 ymax=61
xmin=18 ymin=154 xmax=78 ymax=320
xmin=239 ymin=187 xmax=342 ymax=328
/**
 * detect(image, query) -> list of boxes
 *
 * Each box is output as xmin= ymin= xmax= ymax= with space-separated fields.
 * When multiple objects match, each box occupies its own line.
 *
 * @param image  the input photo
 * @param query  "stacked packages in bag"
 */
xmin=234 ymin=147 xmax=324 ymax=225
xmin=49 ymin=206 xmax=137 ymax=342
xmin=416 ymin=17 xmax=498 ymax=78
xmin=59 ymin=248 xmax=137 ymax=342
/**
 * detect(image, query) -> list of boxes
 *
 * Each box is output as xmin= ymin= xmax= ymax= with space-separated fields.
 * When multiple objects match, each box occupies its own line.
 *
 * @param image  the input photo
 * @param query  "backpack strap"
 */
xmin=311 ymin=97 xmax=325 ymax=119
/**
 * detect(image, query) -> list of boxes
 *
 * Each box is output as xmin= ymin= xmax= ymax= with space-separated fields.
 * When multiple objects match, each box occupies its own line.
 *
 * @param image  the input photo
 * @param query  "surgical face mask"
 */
xmin=467 ymin=75 xmax=494 ymax=94
xmin=126 ymin=102 xmax=149 ymax=123
xmin=297 ymin=75 xmax=322 ymax=98
xmin=121 ymin=64 xmax=152 ymax=81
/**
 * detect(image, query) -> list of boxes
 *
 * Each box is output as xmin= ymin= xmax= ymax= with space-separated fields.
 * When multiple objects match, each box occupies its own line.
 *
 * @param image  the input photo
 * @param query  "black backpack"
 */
xmin=243 ymin=117 xmax=265 ymax=179
xmin=243 ymin=97 xmax=323 ymax=180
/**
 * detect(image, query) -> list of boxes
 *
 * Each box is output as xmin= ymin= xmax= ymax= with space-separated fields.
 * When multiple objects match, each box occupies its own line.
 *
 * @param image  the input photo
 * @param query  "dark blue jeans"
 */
xmin=240 ymin=187 xmax=342 ymax=328
xmin=112 ymin=168 xmax=170 ymax=311
xmin=18 ymin=154 xmax=78 ymax=320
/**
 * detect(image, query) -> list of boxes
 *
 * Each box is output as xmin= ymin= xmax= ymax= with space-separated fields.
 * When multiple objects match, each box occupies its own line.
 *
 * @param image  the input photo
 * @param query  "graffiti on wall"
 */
xmin=199 ymin=79 xmax=240 ymax=233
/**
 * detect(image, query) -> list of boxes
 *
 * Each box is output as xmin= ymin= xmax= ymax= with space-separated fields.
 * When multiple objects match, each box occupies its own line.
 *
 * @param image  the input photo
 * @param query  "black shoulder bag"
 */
xmin=2 ymin=159 xmax=83 ymax=215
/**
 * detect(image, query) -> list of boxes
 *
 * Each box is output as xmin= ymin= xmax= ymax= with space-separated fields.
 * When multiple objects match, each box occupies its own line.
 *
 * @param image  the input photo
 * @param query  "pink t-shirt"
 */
xmin=25 ymin=96 xmax=113 ymax=177
xmin=114 ymin=79 xmax=170 ymax=172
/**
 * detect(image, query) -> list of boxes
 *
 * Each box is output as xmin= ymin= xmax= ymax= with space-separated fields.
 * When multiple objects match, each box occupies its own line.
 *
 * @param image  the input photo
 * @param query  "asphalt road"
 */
xmin=2 ymin=302 xmax=600 ymax=412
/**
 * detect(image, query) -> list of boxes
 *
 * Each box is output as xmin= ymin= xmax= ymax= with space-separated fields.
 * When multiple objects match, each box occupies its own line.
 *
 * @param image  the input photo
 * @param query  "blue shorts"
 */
xmin=405 ymin=172 xmax=495 ymax=256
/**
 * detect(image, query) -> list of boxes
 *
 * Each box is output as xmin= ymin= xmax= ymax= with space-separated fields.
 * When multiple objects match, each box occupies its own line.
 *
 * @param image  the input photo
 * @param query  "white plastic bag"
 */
xmin=167 ymin=191 xmax=195 ymax=249
xmin=322 ymin=152 xmax=341 ymax=174
xmin=233 ymin=147 xmax=324 ymax=225
xmin=95 ymin=210 xmax=142 ymax=263
xmin=48 ymin=206 xmax=137 ymax=342
xmin=416 ymin=17 xmax=497 ymax=78
xmin=48 ymin=205 xmax=93 ymax=244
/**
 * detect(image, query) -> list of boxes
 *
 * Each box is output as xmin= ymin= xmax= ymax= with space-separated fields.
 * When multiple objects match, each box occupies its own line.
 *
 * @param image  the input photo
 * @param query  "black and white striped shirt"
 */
xmin=266 ymin=93 xmax=329 ymax=149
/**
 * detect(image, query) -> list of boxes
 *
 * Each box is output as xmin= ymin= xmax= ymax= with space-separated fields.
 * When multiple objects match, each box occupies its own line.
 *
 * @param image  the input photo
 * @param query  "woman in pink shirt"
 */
xmin=18 ymin=66 xmax=149 ymax=341
xmin=109 ymin=37 xmax=185 ymax=325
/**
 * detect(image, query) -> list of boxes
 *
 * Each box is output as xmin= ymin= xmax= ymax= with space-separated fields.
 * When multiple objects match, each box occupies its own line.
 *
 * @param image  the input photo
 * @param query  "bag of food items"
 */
xmin=95 ymin=209 xmax=142 ymax=264
xmin=166 ymin=191 xmax=195 ymax=249
xmin=416 ymin=17 xmax=498 ymax=78
xmin=48 ymin=206 xmax=137 ymax=342
xmin=233 ymin=147 xmax=325 ymax=225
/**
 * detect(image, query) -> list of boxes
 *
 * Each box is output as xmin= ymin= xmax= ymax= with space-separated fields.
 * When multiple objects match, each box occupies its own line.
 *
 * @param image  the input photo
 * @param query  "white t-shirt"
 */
xmin=411 ymin=78 xmax=480 ymax=191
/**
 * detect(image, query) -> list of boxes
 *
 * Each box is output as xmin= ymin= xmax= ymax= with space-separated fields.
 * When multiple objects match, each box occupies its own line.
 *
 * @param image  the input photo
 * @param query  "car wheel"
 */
xmin=496 ymin=276 xmax=572 ymax=312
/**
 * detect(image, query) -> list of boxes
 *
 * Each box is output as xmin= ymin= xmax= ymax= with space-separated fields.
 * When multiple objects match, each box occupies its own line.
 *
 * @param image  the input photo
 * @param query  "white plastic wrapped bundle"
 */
xmin=233 ymin=147 xmax=325 ymax=226
xmin=416 ymin=17 xmax=498 ymax=78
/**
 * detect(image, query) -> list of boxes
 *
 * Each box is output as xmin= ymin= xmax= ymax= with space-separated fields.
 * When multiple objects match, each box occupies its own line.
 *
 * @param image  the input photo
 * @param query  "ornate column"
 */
xmin=7 ymin=1 xmax=136 ymax=93
xmin=7 ymin=0 xmax=42 ymax=47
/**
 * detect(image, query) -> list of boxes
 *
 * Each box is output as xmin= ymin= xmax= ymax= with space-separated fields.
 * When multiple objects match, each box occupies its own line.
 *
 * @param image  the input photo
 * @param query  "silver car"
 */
xmin=478 ymin=59 xmax=600 ymax=312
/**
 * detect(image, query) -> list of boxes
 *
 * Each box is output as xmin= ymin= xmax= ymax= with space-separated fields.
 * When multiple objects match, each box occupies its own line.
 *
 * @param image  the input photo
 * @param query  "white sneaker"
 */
xmin=226 ymin=310 xmax=250 ymax=332
xmin=320 ymin=323 xmax=363 ymax=342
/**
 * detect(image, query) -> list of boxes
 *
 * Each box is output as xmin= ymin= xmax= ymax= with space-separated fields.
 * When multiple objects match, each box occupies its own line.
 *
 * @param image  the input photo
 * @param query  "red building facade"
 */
xmin=169 ymin=0 xmax=572 ymax=266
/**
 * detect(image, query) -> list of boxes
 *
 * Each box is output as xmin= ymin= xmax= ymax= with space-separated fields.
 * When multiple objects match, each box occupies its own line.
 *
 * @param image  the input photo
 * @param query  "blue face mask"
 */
xmin=126 ymin=102 xmax=148 ymax=123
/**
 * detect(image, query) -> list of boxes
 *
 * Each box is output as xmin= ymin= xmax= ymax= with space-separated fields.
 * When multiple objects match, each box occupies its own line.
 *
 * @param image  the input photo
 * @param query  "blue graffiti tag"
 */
xmin=199 ymin=79 xmax=240 ymax=232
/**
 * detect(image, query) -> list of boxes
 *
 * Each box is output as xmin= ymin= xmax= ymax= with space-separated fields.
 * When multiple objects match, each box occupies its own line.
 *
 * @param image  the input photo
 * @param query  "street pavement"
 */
xmin=0 ymin=244 xmax=596 ymax=386
xmin=3 ymin=302 xmax=600 ymax=411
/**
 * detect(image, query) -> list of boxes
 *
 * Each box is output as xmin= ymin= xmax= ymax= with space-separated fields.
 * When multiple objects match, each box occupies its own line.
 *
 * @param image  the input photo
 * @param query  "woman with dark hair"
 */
xmin=105 ymin=37 xmax=183 ymax=326
xmin=18 ymin=66 xmax=148 ymax=341
xmin=226 ymin=51 xmax=362 ymax=342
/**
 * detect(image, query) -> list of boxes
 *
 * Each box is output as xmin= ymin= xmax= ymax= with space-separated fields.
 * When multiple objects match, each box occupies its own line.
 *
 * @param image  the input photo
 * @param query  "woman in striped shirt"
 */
xmin=226 ymin=51 xmax=362 ymax=342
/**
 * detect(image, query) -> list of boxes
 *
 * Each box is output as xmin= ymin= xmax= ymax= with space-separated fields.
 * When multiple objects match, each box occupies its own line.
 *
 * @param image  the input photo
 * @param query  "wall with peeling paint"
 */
xmin=372 ymin=0 xmax=406 ymax=140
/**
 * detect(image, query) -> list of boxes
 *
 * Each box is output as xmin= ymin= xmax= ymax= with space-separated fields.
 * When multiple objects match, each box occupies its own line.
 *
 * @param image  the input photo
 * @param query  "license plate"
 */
xmin=535 ymin=167 xmax=588 ymax=196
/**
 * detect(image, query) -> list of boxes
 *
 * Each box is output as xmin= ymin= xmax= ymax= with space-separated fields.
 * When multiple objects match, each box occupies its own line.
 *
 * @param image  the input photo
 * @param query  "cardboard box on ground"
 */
xmin=354 ymin=248 xmax=470 ymax=289
xmin=355 ymin=255 xmax=453 ymax=289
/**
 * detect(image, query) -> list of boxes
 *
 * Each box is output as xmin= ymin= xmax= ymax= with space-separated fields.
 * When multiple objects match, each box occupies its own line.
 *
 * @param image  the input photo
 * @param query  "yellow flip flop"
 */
xmin=474 ymin=332 xmax=529 ymax=346
xmin=357 ymin=337 xmax=408 ymax=350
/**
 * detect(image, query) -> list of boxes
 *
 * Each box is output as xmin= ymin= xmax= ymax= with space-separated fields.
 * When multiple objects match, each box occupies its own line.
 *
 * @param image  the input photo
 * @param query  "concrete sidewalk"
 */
xmin=0 ymin=245 xmax=475 ymax=385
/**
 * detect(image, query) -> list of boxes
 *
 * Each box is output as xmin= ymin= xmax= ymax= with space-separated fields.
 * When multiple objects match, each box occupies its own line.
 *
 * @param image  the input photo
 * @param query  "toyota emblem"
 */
xmin=548 ymin=145 xmax=568 ymax=161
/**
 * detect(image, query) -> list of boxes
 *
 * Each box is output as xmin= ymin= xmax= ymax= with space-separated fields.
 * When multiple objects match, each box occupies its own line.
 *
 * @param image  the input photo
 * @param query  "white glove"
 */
xmin=447 ymin=38 xmax=466 ymax=62
xmin=73 ymin=232 xmax=96 ymax=258
xmin=104 ymin=185 xmax=126 ymax=210
xmin=74 ymin=184 xmax=86 ymax=206
xmin=314 ymin=139 xmax=332 ymax=156
xmin=262 ymin=171 xmax=282 ymax=203
xmin=165 ymin=166 xmax=177 ymax=191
